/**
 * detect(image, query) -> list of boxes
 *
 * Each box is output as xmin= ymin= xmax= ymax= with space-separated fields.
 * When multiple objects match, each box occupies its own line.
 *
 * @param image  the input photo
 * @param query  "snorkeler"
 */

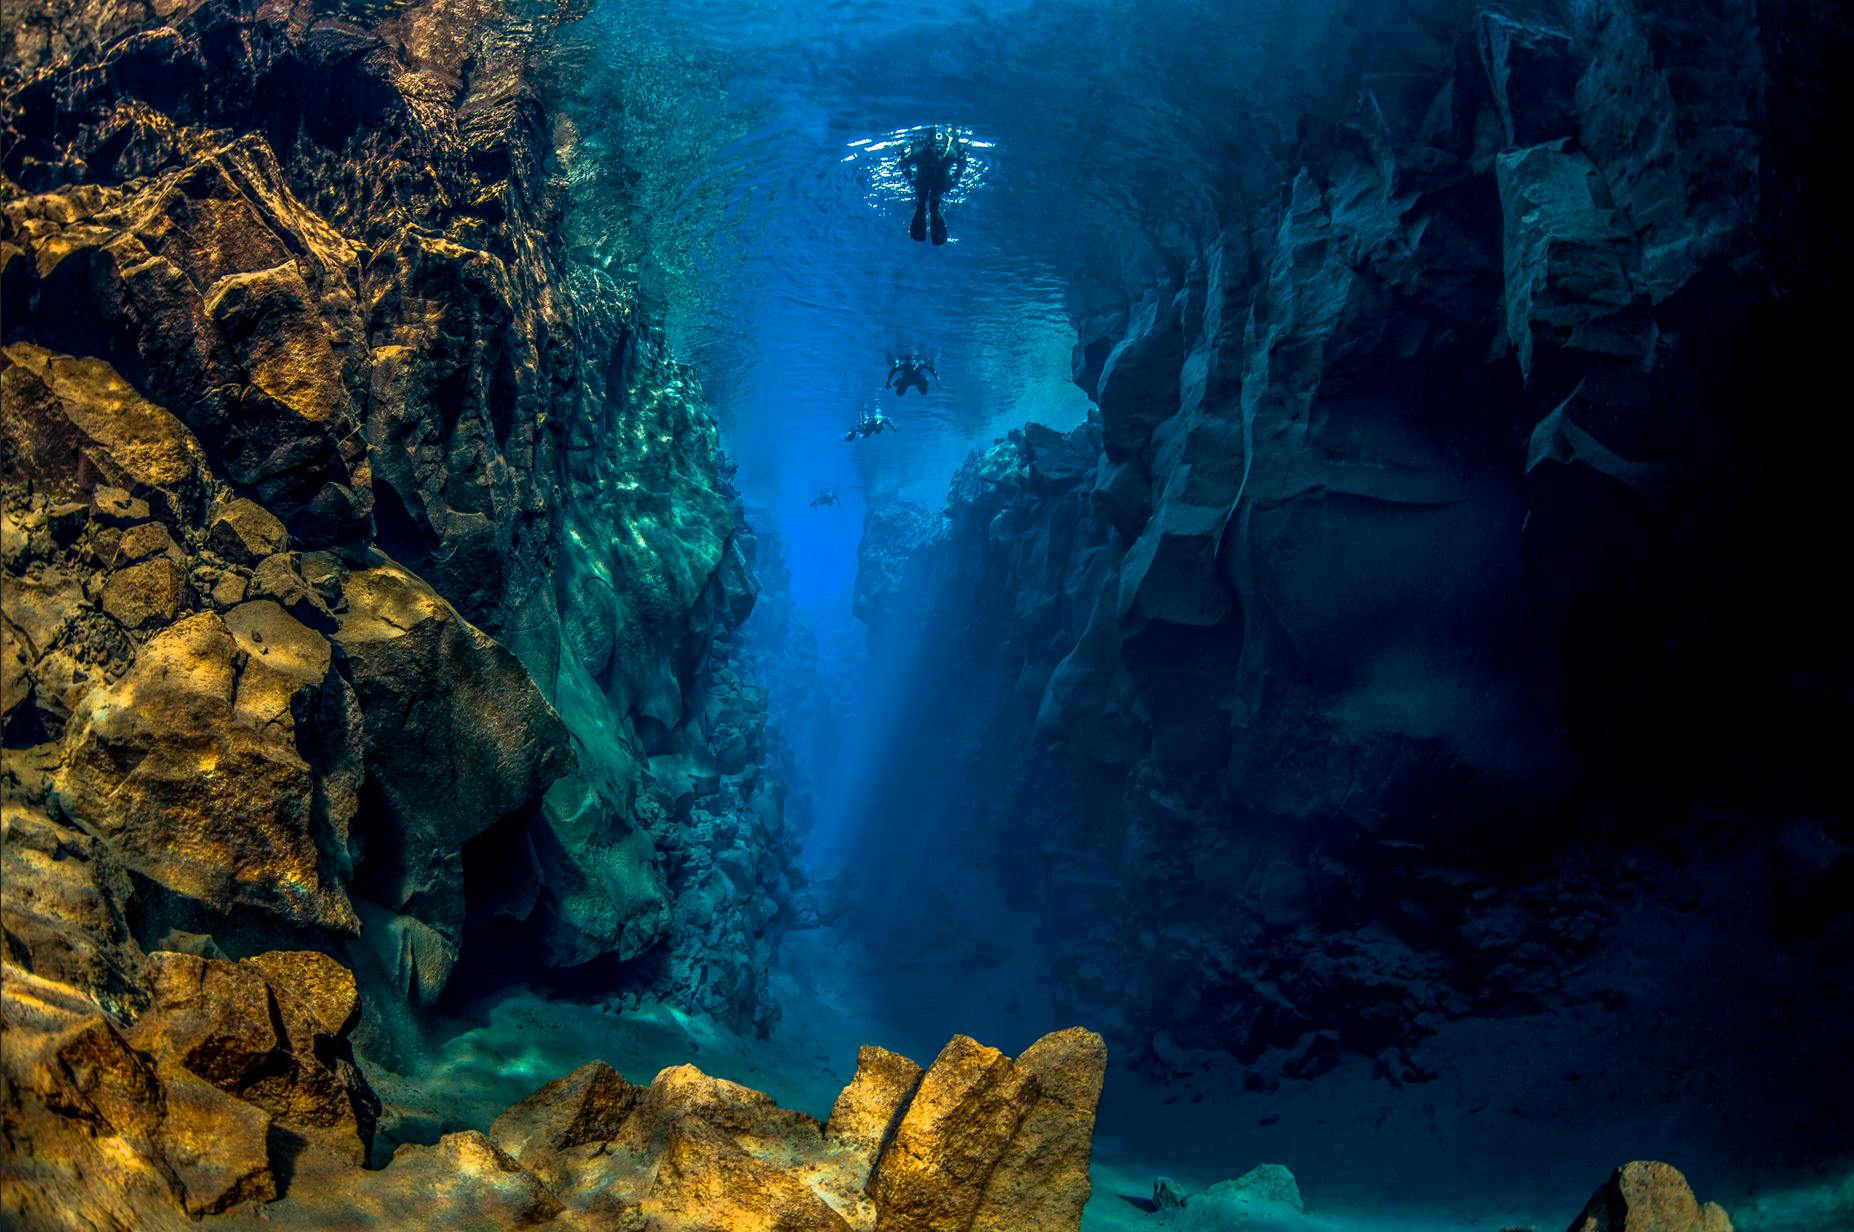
xmin=886 ymin=354 xmax=937 ymax=396
xmin=843 ymin=409 xmax=899 ymax=442
xmin=810 ymin=489 xmax=840 ymax=508
xmin=898 ymin=127 xmax=967 ymax=245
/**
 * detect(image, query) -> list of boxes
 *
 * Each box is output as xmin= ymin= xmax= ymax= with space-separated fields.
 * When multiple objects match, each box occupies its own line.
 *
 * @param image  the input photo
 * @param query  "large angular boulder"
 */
xmin=334 ymin=559 xmax=573 ymax=1003
xmin=1568 ymin=1161 xmax=1733 ymax=1232
xmin=645 ymin=1115 xmax=852 ymax=1232
xmin=56 ymin=609 xmax=362 ymax=935
xmin=0 ymin=966 xmax=276 ymax=1229
xmin=130 ymin=950 xmax=379 ymax=1163
xmin=826 ymin=1044 xmax=925 ymax=1166
xmin=0 ymin=344 xmax=211 ymax=526
xmin=871 ymin=1028 xmax=1106 ymax=1232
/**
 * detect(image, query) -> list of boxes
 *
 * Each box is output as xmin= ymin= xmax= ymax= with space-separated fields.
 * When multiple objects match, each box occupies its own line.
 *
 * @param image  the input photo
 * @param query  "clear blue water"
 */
xmin=582 ymin=0 xmax=1455 ymax=606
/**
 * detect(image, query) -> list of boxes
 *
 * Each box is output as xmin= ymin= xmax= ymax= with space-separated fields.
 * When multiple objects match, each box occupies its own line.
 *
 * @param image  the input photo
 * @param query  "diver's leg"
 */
xmin=910 ymin=193 xmax=927 ymax=241
xmin=929 ymin=193 xmax=948 ymax=245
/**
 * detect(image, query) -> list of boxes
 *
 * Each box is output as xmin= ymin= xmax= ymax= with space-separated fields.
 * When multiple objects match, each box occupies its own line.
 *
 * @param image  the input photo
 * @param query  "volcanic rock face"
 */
xmin=849 ymin=0 xmax=1853 ymax=1116
xmin=0 ymin=0 xmax=816 ymax=1216
xmin=2 ymin=0 xmax=801 ymax=1086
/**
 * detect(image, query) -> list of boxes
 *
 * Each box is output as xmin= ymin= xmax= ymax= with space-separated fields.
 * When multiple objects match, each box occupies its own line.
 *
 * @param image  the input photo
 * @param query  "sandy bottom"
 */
xmin=366 ymin=924 xmax=1852 ymax=1232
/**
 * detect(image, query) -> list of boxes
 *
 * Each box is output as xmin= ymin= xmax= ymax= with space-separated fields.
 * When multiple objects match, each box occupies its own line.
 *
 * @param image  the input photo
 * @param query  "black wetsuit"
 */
xmin=844 ymin=415 xmax=899 ymax=441
xmin=900 ymin=133 xmax=967 ymax=245
xmin=887 ymin=358 xmax=934 ymax=396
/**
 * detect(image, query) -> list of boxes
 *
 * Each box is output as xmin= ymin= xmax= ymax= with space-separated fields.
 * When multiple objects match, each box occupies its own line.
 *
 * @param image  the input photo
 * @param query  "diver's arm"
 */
xmin=885 ymin=362 xmax=899 ymax=388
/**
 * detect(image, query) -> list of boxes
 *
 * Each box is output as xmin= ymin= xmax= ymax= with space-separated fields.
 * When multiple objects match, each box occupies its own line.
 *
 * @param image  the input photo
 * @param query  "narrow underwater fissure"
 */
xmin=2 ymin=0 xmax=1851 ymax=1229
xmin=544 ymin=0 xmax=1854 ymax=1225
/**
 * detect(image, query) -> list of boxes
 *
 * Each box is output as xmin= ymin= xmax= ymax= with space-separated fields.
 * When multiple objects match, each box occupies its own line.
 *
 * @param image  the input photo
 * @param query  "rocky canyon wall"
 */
xmin=852 ymin=0 xmax=1853 ymax=1135
xmin=0 ymin=0 xmax=805 ymax=1081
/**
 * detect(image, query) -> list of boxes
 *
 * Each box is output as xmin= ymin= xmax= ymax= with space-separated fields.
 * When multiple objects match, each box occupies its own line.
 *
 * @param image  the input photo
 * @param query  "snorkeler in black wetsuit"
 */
xmin=886 ymin=354 xmax=936 ymax=396
xmin=899 ymin=127 xmax=967 ymax=245
xmin=843 ymin=409 xmax=899 ymax=442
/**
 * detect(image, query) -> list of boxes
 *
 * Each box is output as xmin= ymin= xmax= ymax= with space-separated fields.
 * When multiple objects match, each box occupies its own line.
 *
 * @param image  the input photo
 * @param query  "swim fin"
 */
xmin=910 ymin=202 xmax=927 ymax=242
xmin=930 ymin=211 xmax=948 ymax=246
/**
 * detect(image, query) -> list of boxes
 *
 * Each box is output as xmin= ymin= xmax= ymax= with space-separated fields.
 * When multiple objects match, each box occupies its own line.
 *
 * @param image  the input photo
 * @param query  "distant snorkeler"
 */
xmin=899 ymin=127 xmax=967 ymax=245
xmin=809 ymin=489 xmax=840 ymax=508
xmin=886 ymin=353 xmax=937 ymax=396
xmin=843 ymin=409 xmax=899 ymax=441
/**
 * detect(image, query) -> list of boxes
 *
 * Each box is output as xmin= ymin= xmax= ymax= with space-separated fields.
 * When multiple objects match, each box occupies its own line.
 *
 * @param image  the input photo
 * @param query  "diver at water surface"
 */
xmin=899 ymin=127 xmax=967 ymax=245
xmin=886 ymin=353 xmax=937 ymax=396
xmin=843 ymin=409 xmax=899 ymax=441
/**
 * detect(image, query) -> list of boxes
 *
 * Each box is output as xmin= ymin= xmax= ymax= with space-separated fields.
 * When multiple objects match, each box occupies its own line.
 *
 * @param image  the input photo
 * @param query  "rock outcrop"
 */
xmin=846 ymin=0 xmax=1854 ymax=1140
xmin=1567 ymin=1162 xmax=1734 ymax=1232
xmin=3 ymin=984 xmax=1107 ymax=1232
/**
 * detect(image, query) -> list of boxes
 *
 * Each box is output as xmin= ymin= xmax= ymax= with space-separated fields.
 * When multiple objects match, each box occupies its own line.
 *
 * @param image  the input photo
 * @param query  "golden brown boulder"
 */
xmin=0 ymin=965 xmax=275 ymax=1229
xmin=100 ymin=554 xmax=186 ymax=628
xmin=644 ymin=1114 xmax=853 ymax=1232
xmin=207 ymin=497 xmax=290 ymax=564
xmin=1568 ymin=1161 xmax=1734 ymax=1232
xmin=618 ymin=1063 xmax=830 ymax=1164
xmin=203 ymin=263 xmax=351 ymax=428
xmin=114 ymin=520 xmax=181 ymax=565
xmin=490 ymin=1060 xmax=645 ymax=1195
xmin=870 ymin=1029 xmax=1106 ymax=1232
xmin=152 ymin=1062 xmax=277 ymax=1217
xmin=493 ymin=1059 xmax=642 ymax=1153
xmin=243 ymin=949 xmax=361 ymax=1037
xmin=131 ymin=951 xmax=283 ymax=1091
xmin=826 ymin=1044 xmax=925 ymax=1167
xmin=129 ymin=950 xmax=379 ymax=1163
xmin=0 ymin=343 xmax=211 ymax=525
xmin=247 ymin=551 xmax=339 ymax=630
xmin=0 ymin=799 xmax=145 ymax=1017
xmin=969 ymin=1028 xmax=1107 ymax=1232
xmin=56 ymin=610 xmax=361 ymax=934
xmin=252 ymin=1131 xmax=568 ymax=1232
xmin=870 ymin=1035 xmax=1035 ymax=1232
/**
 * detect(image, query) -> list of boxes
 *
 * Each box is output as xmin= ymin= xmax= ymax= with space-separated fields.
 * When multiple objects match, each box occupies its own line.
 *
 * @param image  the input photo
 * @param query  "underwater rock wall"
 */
xmin=0 ymin=0 xmax=803 ymax=1062
xmin=853 ymin=0 xmax=1854 ymax=1081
